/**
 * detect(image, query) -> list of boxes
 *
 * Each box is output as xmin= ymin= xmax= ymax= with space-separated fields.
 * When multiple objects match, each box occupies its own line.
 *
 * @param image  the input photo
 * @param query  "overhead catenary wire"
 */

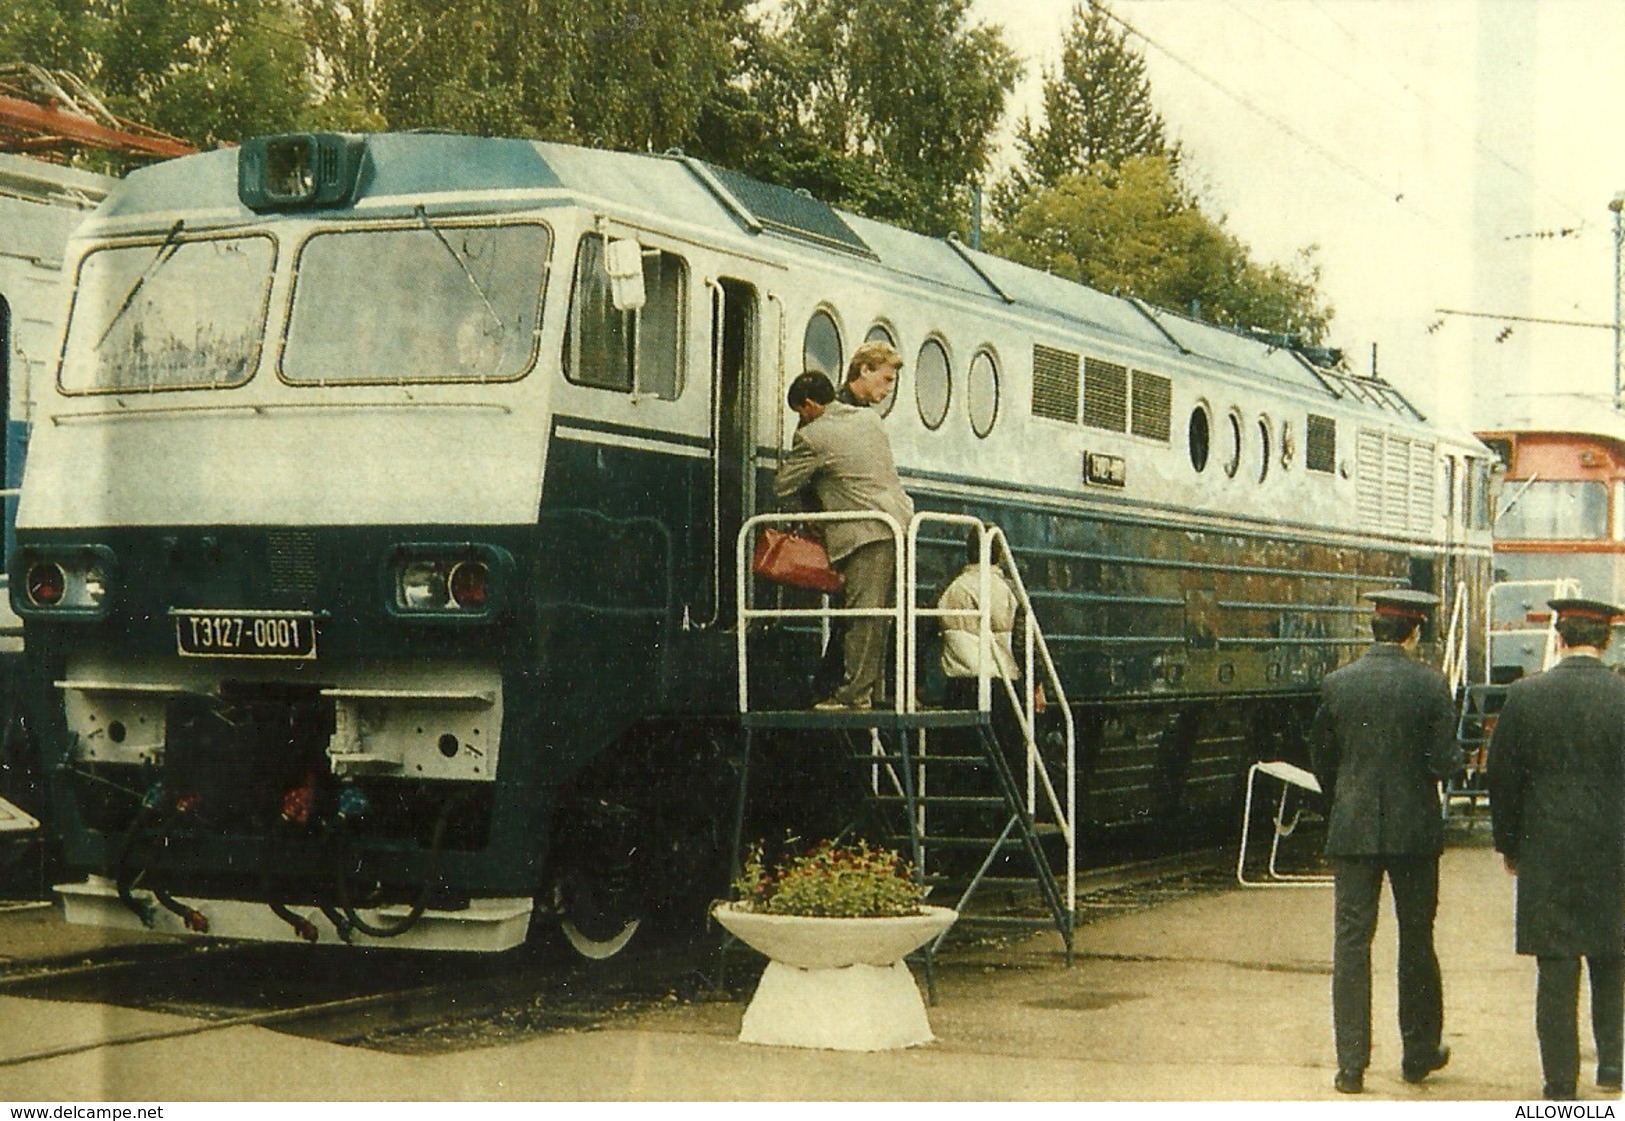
xmin=1112 ymin=0 xmax=1595 ymax=243
xmin=1299 ymin=0 xmax=1593 ymax=235
xmin=1100 ymin=2 xmax=1447 ymax=229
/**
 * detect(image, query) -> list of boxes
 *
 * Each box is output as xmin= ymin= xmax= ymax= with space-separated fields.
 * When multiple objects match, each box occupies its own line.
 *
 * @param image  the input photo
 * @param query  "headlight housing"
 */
xmin=11 ymin=546 xmax=116 ymax=618
xmin=386 ymin=545 xmax=508 ymax=618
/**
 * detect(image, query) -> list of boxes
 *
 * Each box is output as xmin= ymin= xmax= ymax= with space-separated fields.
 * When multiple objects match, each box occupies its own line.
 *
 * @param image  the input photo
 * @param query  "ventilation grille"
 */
xmin=1356 ymin=429 xmax=1436 ymax=534
xmin=1032 ymin=344 xmax=1080 ymax=422
xmin=1083 ymin=358 xmax=1128 ymax=432
xmin=1131 ymin=371 xmax=1171 ymax=442
xmin=268 ymin=530 xmax=319 ymax=594
xmin=1306 ymin=413 xmax=1337 ymax=474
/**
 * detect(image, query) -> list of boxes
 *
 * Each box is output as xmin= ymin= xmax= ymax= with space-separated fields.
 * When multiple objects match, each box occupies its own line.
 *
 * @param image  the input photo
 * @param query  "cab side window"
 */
xmin=564 ymin=234 xmax=687 ymax=399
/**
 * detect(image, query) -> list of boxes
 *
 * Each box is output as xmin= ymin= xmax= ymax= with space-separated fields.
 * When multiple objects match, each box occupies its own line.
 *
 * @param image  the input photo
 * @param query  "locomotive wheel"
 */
xmin=552 ymin=874 xmax=643 ymax=960
xmin=560 ymin=915 xmax=642 ymax=959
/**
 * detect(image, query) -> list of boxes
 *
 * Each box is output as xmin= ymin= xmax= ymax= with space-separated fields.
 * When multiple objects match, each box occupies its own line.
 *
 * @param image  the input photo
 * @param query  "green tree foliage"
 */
xmin=995 ymin=0 xmax=1174 ymax=221
xmin=0 ymin=0 xmax=315 ymax=152
xmin=988 ymin=156 xmax=1332 ymax=343
xmin=737 ymin=0 xmax=1020 ymax=237
xmin=3 ymin=0 xmax=1012 ymax=242
xmin=986 ymin=1 xmax=1330 ymax=344
xmin=295 ymin=0 xmax=746 ymax=154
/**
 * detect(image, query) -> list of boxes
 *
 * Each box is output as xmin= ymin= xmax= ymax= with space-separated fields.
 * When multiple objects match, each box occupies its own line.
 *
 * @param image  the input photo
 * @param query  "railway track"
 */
xmin=0 ymin=848 xmax=1238 ymax=1068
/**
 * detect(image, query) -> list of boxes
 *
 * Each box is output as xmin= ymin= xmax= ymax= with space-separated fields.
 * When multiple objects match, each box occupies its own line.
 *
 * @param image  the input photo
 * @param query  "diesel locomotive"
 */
xmin=8 ymin=132 xmax=1494 ymax=952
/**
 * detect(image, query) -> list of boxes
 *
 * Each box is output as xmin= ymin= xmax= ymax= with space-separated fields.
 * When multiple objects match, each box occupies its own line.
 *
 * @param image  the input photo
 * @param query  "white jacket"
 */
xmin=937 ymin=563 xmax=1019 ymax=679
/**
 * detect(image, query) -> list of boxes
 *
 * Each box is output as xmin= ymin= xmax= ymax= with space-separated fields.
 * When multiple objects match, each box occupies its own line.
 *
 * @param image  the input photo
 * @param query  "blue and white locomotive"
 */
xmin=9 ymin=132 xmax=1494 ymax=951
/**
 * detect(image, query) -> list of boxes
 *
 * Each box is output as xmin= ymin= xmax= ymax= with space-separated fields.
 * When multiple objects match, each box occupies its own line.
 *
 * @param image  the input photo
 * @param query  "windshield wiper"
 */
xmin=414 ymin=206 xmax=504 ymax=338
xmin=1495 ymin=473 xmax=1540 ymax=524
xmin=94 ymin=219 xmax=185 ymax=352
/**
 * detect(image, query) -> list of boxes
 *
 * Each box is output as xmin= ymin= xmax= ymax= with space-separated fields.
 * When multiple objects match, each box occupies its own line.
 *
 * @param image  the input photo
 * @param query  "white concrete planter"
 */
xmin=713 ymin=902 xmax=958 ymax=1051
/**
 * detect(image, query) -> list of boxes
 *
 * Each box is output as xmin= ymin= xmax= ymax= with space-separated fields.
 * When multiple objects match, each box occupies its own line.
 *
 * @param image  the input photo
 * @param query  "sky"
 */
xmin=972 ymin=0 xmax=1625 ymax=435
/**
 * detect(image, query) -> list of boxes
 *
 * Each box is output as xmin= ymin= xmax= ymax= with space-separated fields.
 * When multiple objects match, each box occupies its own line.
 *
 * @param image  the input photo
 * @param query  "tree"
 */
xmin=296 ymin=0 xmax=748 ymax=155
xmin=739 ymin=0 xmax=1020 ymax=237
xmin=988 ymin=156 xmax=1332 ymax=343
xmin=994 ymin=0 xmax=1174 ymax=222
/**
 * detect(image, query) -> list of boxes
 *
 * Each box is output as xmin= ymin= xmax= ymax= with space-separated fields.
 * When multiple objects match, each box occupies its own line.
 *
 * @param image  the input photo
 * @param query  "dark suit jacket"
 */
xmin=773 ymin=400 xmax=914 ymax=563
xmin=1489 ymin=654 xmax=1625 ymax=956
xmin=1309 ymin=643 xmax=1458 ymax=857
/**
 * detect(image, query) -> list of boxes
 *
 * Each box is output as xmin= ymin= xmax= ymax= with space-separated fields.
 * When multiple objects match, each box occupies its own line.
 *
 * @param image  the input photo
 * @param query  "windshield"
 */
xmin=282 ymin=222 xmax=549 ymax=384
xmin=1494 ymin=479 xmax=1609 ymax=540
xmin=60 ymin=235 xmax=276 ymax=393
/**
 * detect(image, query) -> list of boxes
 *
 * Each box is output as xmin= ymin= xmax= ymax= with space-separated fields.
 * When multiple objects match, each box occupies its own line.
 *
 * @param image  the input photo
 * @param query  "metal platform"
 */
xmin=741 ymin=708 xmax=988 ymax=731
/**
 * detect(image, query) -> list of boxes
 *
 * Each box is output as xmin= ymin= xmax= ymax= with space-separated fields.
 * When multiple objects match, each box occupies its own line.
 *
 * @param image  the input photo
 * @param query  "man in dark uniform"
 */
xmin=1310 ymin=588 xmax=1458 ymax=1094
xmin=1489 ymin=597 xmax=1625 ymax=1101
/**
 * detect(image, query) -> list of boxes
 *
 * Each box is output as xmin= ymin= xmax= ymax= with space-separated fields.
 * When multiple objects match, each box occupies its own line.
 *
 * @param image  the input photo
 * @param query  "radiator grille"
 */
xmin=1131 ymin=371 xmax=1171 ymax=441
xmin=1031 ymin=344 xmax=1080 ymax=422
xmin=1083 ymin=358 xmax=1128 ymax=432
xmin=1306 ymin=413 xmax=1337 ymax=474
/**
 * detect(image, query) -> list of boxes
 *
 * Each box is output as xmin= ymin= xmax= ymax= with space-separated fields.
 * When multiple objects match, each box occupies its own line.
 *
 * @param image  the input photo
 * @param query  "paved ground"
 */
xmin=0 ymin=828 xmax=1608 ymax=1101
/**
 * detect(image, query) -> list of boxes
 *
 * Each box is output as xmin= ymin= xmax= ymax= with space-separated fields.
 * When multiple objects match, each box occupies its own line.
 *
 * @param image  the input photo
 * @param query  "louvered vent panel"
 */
xmin=1083 ymin=358 xmax=1128 ymax=431
xmin=1355 ymin=429 xmax=1438 ymax=535
xmin=1307 ymin=414 xmax=1337 ymax=474
xmin=1383 ymin=435 xmax=1409 ymax=533
xmin=1131 ymin=371 xmax=1171 ymax=441
xmin=1032 ymin=344 xmax=1080 ymax=422
xmin=1356 ymin=429 xmax=1385 ymax=528
xmin=1409 ymin=440 xmax=1436 ymax=534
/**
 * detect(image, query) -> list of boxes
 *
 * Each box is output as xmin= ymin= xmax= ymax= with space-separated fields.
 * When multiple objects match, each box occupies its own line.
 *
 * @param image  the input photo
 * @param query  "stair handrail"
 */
xmin=736 ymin=509 xmax=906 ymax=715
xmin=906 ymin=513 xmax=1077 ymax=915
xmin=1440 ymin=579 xmax=1471 ymax=697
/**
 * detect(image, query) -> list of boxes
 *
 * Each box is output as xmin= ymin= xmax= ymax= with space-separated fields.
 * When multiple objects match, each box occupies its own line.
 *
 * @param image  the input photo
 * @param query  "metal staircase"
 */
xmin=1443 ymin=579 xmax=1572 ymax=819
xmin=1448 ymin=683 xmax=1503 ymax=818
xmin=733 ymin=512 xmax=1076 ymax=965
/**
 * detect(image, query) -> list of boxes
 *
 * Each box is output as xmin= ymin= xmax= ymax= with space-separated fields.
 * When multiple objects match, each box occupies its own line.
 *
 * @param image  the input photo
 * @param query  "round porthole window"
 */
xmin=968 ymin=349 xmax=999 ymax=438
xmin=864 ymin=323 xmax=899 ymax=418
xmin=1189 ymin=405 xmax=1211 ymax=472
xmin=916 ymin=337 xmax=951 ymax=430
xmin=1223 ymin=410 xmax=1243 ymax=478
xmin=1257 ymin=418 xmax=1272 ymax=482
xmin=803 ymin=310 xmax=842 ymax=382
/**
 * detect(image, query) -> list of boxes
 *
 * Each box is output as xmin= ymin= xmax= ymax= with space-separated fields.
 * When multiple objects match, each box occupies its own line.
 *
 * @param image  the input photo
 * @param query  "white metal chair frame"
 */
xmin=1235 ymin=760 xmax=1331 ymax=888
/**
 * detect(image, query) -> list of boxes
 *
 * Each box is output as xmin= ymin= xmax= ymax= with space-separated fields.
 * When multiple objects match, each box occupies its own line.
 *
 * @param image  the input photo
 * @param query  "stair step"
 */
xmin=901 ymin=835 xmax=1026 ymax=849
xmin=872 ymin=795 xmax=1007 ymax=807
xmin=922 ymin=874 xmax=1054 ymax=888
xmin=855 ymin=754 xmax=988 ymax=765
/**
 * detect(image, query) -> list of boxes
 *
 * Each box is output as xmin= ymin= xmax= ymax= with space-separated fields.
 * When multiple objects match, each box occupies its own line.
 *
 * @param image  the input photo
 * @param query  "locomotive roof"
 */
xmin=93 ymin=131 xmax=1439 ymax=430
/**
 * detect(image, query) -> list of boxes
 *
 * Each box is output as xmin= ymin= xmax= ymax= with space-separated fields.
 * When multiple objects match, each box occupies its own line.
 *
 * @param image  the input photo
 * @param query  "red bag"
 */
xmin=752 ymin=527 xmax=844 ymax=594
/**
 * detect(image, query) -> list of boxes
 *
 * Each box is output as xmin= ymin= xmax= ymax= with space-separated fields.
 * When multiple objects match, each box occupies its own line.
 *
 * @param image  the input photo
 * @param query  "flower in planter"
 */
xmin=730 ymin=837 xmax=924 ymax=918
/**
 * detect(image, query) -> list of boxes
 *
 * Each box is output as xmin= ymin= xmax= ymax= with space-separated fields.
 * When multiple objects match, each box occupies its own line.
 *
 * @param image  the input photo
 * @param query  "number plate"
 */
xmin=173 ymin=610 xmax=317 ymax=660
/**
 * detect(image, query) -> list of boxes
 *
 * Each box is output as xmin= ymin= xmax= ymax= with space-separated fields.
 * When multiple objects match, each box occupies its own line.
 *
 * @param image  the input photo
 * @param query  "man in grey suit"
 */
xmin=1489 ymin=597 xmax=1625 ymax=1101
xmin=1310 ymin=588 xmax=1457 ymax=1094
xmin=774 ymin=342 xmax=914 ymax=711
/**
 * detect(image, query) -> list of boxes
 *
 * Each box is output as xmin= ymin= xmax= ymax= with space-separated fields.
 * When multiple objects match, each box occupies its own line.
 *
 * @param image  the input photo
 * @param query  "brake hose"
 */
xmin=331 ymin=796 xmax=457 ymax=938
